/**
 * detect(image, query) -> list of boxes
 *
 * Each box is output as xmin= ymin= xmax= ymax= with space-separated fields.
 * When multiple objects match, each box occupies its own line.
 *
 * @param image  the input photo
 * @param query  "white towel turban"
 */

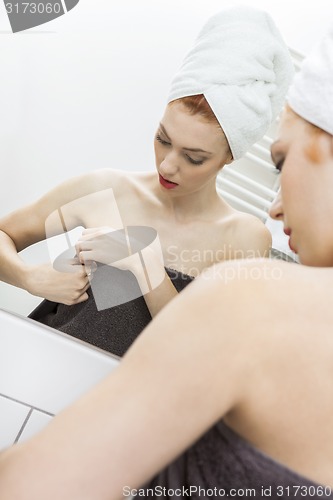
xmin=288 ymin=24 xmax=333 ymax=135
xmin=168 ymin=7 xmax=294 ymax=160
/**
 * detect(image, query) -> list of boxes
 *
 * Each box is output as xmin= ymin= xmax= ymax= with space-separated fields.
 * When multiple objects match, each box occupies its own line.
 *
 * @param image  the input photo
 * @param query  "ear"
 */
xmin=224 ymin=152 xmax=234 ymax=166
xmin=220 ymin=150 xmax=233 ymax=168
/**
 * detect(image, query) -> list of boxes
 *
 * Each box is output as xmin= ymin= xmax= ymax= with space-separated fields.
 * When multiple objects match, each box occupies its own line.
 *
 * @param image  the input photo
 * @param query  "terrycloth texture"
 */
xmin=168 ymin=7 xmax=294 ymax=160
xmin=141 ymin=421 xmax=331 ymax=499
xmin=29 ymin=266 xmax=194 ymax=357
xmin=288 ymin=24 xmax=333 ymax=135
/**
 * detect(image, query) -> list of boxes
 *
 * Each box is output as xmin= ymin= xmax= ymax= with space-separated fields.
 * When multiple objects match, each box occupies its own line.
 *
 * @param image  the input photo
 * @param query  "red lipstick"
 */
xmin=284 ymin=229 xmax=297 ymax=252
xmin=288 ymin=239 xmax=297 ymax=253
xmin=159 ymin=174 xmax=178 ymax=190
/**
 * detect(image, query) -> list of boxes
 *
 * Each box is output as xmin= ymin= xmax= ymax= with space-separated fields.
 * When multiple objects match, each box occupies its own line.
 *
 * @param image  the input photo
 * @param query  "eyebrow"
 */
xmin=159 ymin=123 xmax=213 ymax=155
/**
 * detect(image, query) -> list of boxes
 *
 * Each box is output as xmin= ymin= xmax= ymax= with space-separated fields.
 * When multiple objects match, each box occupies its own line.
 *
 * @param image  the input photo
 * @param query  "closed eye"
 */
xmin=186 ymin=155 xmax=204 ymax=166
xmin=155 ymin=134 xmax=170 ymax=146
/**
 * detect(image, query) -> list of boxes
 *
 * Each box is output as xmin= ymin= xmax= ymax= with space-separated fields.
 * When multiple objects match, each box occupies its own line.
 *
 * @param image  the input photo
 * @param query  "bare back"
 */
xmin=213 ymin=261 xmax=333 ymax=487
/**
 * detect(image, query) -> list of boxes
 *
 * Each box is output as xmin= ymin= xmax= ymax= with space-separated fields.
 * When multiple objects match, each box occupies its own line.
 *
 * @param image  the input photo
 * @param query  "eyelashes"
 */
xmin=185 ymin=155 xmax=204 ymax=166
xmin=155 ymin=134 xmax=170 ymax=146
xmin=155 ymin=134 xmax=205 ymax=166
xmin=275 ymin=159 xmax=284 ymax=174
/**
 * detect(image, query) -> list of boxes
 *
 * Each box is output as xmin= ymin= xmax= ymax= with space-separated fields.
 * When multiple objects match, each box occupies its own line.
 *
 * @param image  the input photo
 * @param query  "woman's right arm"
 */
xmin=0 ymin=171 xmax=109 ymax=304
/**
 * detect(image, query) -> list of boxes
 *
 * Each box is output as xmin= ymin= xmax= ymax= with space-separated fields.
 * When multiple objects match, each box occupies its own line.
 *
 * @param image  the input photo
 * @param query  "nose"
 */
xmin=269 ymin=189 xmax=284 ymax=221
xmin=159 ymin=150 xmax=179 ymax=178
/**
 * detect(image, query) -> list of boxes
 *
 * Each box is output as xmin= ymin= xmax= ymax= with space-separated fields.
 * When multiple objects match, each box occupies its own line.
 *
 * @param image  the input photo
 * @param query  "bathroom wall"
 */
xmin=0 ymin=0 xmax=332 ymax=314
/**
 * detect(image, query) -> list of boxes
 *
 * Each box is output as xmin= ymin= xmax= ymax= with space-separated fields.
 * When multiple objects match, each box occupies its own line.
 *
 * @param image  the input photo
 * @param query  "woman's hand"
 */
xmin=75 ymin=227 xmax=132 ymax=267
xmin=75 ymin=227 xmax=166 ymax=286
xmin=25 ymin=259 xmax=93 ymax=305
xmin=75 ymin=227 xmax=147 ymax=279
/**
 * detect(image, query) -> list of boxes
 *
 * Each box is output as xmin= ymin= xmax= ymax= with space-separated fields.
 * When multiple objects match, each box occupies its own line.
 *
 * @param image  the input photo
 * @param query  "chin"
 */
xmin=299 ymin=250 xmax=333 ymax=268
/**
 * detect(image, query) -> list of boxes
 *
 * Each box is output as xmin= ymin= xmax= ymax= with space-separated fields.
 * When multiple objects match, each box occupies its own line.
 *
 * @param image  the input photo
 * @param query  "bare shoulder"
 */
xmin=90 ymin=168 xmax=156 ymax=196
xmin=35 ymin=168 xmax=154 ymax=207
xmin=151 ymin=259 xmax=295 ymax=359
xmin=182 ymin=258 xmax=326 ymax=335
xmin=72 ymin=168 xmax=134 ymax=194
xmin=224 ymin=210 xmax=272 ymax=258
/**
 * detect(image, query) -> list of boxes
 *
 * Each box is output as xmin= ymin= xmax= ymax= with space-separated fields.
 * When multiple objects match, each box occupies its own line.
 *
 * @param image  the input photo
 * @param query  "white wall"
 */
xmin=1 ymin=0 xmax=332 ymax=314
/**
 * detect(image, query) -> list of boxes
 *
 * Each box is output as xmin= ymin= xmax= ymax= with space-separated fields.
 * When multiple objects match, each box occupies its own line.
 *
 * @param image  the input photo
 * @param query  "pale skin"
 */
xmin=1 ymin=107 xmax=333 ymax=498
xmin=0 ymin=101 xmax=271 ymax=318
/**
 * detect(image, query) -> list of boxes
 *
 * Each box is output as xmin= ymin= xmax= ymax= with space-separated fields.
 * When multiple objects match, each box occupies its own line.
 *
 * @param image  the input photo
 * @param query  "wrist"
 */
xmin=133 ymin=252 xmax=166 ymax=294
xmin=22 ymin=264 xmax=37 ymax=294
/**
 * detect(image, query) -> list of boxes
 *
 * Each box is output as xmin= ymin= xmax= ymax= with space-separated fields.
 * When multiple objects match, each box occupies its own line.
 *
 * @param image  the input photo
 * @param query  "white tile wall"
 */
xmin=0 ymin=395 xmax=31 ymax=449
xmin=0 ymin=308 xmax=119 ymax=450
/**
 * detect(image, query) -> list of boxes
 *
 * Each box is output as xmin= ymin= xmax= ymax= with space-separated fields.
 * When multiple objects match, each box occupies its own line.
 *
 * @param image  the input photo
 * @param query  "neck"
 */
xmin=156 ymin=177 xmax=224 ymax=222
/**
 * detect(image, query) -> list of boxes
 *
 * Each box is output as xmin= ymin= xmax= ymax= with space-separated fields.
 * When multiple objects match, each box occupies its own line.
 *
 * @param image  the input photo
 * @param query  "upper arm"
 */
xmin=0 ymin=202 xmax=49 ymax=252
xmin=0 ymin=169 xmax=120 ymax=252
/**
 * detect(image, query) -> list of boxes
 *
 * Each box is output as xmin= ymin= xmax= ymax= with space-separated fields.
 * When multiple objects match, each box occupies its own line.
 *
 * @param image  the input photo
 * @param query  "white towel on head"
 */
xmin=168 ymin=7 xmax=294 ymax=160
xmin=288 ymin=24 xmax=333 ymax=135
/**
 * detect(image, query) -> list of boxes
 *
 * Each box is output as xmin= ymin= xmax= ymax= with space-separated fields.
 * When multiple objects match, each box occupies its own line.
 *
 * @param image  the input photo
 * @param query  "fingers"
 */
xmin=70 ymin=292 xmax=89 ymax=305
xmin=75 ymin=239 xmax=103 ymax=263
xmin=77 ymin=264 xmax=97 ymax=288
xmin=76 ymin=227 xmax=116 ymax=256
xmin=79 ymin=281 xmax=91 ymax=293
xmin=58 ymin=256 xmax=97 ymax=281
xmin=77 ymin=250 xmax=94 ymax=265
xmin=64 ymin=280 xmax=91 ymax=305
xmin=75 ymin=227 xmax=129 ymax=266
xmin=47 ymin=259 xmax=94 ymax=305
xmin=75 ymin=240 xmax=93 ymax=259
xmin=83 ymin=260 xmax=97 ymax=278
xmin=77 ymin=292 xmax=89 ymax=303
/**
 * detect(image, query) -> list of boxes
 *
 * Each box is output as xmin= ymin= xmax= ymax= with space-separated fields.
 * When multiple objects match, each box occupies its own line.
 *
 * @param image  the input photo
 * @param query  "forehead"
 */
xmin=279 ymin=107 xmax=309 ymax=137
xmin=271 ymin=108 xmax=310 ymax=155
xmin=162 ymin=102 xmax=227 ymax=149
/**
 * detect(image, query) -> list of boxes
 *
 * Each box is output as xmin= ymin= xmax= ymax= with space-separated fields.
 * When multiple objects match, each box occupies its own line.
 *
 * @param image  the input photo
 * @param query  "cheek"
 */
xmin=280 ymin=171 xmax=297 ymax=214
xmin=280 ymin=151 xmax=300 ymax=194
xmin=206 ymin=159 xmax=223 ymax=177
xmin=280 ymin=167 xmax=292 ymax=197
xmin=280 ymin=152 xmax=312 ymax=213
xmin=154 ymin=142 xmax=164 ymax=162
xmin=189 ymin=164 xmax=221 ymax=183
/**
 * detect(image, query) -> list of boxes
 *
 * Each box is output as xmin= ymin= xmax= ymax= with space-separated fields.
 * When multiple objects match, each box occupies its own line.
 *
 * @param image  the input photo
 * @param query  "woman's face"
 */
xmin=154 ymin=101 xmax=231 ymax=195
xmin=269 ymin=108 xmax=333 ymax=266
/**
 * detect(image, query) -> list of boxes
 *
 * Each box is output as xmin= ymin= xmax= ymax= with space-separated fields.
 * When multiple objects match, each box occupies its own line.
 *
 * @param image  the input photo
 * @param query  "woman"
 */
xmin=0 ymin=8 xmax=292 ymax=357
xmin=1 ymin=20 xmax=332 ymax=499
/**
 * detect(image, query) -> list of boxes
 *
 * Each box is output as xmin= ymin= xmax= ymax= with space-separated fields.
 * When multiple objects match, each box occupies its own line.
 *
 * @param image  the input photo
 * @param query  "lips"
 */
xmin=159 ymin=174 xmax=178 ymax=190
xmin=284 ymin=228 xmax=297 ymax=253
xmin=288 ymin=239 xmax=297 ymax=253
xmin=283 ymin=227 xmax=297 ymax=253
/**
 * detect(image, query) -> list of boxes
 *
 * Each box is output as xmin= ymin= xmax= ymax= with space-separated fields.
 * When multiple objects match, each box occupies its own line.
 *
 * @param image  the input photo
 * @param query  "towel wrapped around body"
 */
xmin=29 ymin=266 xmax=194 ymax=357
